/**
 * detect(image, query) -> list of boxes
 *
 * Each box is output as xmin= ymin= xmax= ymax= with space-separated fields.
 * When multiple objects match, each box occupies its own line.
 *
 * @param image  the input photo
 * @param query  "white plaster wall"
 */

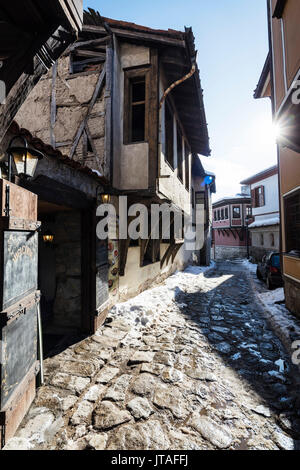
xmin=252 ymin=174 xmax=280 ymax=219
xmin=158 ymin=77 xmax=191 ymax=214
xmin=113 ymin=41 xmax=151 ymax=190
xmin=250 ymin=226 xmax=280 ymax=249
xmin=119 ymin=243 xmax=189 ymax=298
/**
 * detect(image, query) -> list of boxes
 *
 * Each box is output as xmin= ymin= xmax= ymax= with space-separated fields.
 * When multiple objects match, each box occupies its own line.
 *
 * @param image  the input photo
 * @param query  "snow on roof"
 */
xmin=213 ymin=194 xmax=250 ymax=206
xmin=248 ymin=216 xmax=280 ymax=229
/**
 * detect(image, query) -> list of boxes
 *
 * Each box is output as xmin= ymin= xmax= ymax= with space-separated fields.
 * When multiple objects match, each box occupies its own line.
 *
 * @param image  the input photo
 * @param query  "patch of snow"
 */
xmin=231 ymin=353 xmax=242 ymax=361
xmin=91 ymin=169 xmax=103 ymax=177
xmin=241 ymin=259 xmax=257 ymax=274
xmin=275 ymin=359 xmax=285 ymax=373
xmin=248 ymin=217 xmax=279 ymax=229
xmin=213 ymin=195 xmax=249 ymax=205
xmin=106 ymin=263 xmax=215 ymax=330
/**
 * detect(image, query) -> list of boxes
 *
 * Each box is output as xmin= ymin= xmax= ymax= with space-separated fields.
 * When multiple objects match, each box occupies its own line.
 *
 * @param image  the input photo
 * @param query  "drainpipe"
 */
xmin=159 ymin=62 xmax=196 ymax=110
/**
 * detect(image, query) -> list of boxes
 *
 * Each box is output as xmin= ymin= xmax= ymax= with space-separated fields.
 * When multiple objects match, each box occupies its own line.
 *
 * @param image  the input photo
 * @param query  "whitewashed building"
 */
xmin=240 ymin=165 xmax=280 ymax=262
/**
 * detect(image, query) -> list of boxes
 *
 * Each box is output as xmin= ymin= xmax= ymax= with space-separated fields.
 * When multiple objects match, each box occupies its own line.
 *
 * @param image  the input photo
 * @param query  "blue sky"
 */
xmin=83 ymin=0 xmax=277 ymax=200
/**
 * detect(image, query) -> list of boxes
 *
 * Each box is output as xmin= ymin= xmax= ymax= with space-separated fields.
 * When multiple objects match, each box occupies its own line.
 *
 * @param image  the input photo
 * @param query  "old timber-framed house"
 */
xmin=9 ymin=8 xmax=211 ymax=339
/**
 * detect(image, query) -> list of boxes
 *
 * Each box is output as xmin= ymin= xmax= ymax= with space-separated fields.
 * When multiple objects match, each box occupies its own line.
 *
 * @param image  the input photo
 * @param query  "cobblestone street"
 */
xmin=5 ymin=261 xmax=300 ymax=451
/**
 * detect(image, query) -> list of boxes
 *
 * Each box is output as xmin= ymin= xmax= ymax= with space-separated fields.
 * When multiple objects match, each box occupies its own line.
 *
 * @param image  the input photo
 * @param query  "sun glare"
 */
xmin=272 ymin=122 xmax=283 ymax=141
xmin=251 ymin=116 xmax=280 ymax=149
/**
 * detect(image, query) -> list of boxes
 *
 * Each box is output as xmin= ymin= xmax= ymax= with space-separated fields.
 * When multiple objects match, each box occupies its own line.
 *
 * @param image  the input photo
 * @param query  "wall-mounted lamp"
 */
xmin=96 ymin=186 xmax=112 ymax=205
xmin=43 ymin=230 xmax=54 ymax=244
xmin=101 ymin=194 xmax=111 ymax=204
xmin=6 ymin=136 xmax=44 ymax=182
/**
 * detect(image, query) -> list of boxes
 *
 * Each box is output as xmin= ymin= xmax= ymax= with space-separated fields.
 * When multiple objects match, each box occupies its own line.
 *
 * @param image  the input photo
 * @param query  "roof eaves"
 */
xmin=8 ymin=121 xmax=109 ymax=186
xmin=240 ymin=164 xmax=278 ymax=185
xmin=254 ymin=53 xmax=270 ymax=99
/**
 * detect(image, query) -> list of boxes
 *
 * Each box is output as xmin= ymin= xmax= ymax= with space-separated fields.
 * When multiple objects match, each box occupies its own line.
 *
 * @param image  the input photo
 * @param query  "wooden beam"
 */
xmin=105 ymin=43 xmax=113 ymax=182
xmin=69 ymin=36 xmax=110 ymax=51
xmin=69 ymin=67 xmax=106 ymax=159
xmin=119 ymin=238 xmax=130 ymax=277
xmin=148 ymin=48 xmax=159 ymax=190
xmin=75 ymin=50 xmax=106 ymax=59
xmin=72 ymin=56 xmax=106 ymax=67
xmin=85 ymin=124 xmax=104 ymax=175
xmin=82 ymin=24 xmax=186 ymax=48
xmin=50 ymin=61 xmax=57 ymax=148
xmin=229 ymin=229 xmax=237 ymax=240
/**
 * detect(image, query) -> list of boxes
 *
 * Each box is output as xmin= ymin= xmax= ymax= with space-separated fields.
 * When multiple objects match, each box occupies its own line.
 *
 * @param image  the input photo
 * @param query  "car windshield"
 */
xmin=271 ymin=254 xmax=280 ymax=268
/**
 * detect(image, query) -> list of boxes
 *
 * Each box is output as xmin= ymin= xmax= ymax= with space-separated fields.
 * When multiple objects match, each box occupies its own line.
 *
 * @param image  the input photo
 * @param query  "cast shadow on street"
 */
xmin=174 ymin=265 xmax=300 ymax=450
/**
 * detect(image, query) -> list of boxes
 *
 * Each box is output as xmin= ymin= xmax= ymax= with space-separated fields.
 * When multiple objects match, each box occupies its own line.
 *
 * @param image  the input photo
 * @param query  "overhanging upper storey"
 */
xmin=82 ymin=9 xmax=211 ymax=158
xmin=254 ymin=54 xmax=271 ymax=99
xmin=0 ymin=0 xmax=83 ymax=143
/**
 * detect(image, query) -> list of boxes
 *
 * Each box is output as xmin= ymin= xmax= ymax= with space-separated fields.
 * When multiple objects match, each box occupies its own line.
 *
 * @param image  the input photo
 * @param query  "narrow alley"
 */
xmin=5 ymin=261 xmax=300 ymax=451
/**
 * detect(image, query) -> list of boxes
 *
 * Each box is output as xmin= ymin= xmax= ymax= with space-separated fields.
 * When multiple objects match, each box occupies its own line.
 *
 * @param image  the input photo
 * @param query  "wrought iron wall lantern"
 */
xmin=6 ymin=136 xmax=44 ymax=182
xmin=96 ymin=186 xmax=111 ymax=205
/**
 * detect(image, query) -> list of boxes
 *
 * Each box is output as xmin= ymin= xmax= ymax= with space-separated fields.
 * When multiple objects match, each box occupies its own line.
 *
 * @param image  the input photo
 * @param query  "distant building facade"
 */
xmin=192 ymin=157 xmax=216 ymax=266
xmin=212 ymin=194 xmax=252 ymax=260
xmin=241 ymin=165 xmax=280 ymax=262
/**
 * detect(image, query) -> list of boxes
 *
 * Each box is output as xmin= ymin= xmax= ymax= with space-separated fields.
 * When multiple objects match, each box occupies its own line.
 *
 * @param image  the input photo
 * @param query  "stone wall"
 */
xmin=284 ymin=276 xmax=300 ymax=320
xmin=52 ymin=211 xmax=82 ymax=330
xmin=15 ymin=55 xmax=107 ymax=176
xmin=213 ymin=246 xmax=247 ymax=261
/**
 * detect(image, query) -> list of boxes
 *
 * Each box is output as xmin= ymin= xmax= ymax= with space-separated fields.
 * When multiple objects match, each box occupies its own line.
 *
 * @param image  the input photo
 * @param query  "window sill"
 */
xmin=284 ymin=252 xmax=300 ymax=260
xmin=123 ymin=140 xmax=148 ymax=146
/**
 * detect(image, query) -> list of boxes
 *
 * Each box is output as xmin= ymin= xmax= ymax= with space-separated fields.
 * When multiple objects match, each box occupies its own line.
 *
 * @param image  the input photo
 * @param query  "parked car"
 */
xmin=256 ymin=252 xmax=283 ymax=290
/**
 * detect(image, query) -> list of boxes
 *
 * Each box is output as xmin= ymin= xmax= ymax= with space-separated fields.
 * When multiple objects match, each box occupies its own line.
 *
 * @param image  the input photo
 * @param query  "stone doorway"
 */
xmin=38 ymin=200 xmax=83 ymax=357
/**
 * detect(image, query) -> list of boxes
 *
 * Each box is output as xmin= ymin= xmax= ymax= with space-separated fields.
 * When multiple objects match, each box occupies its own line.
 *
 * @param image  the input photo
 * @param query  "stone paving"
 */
xmin=4 ymin=261 xmax=300 ymax=451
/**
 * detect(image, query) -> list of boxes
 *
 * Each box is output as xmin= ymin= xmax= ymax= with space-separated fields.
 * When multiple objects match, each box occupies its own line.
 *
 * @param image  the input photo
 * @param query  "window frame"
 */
xmin=246 ymin=206 xmax=252 ymax=218
xmin=253 ymin=185 xmax=265 ymax=208
xmin=123 ymin=67 xmax=150 ymax=145
xmin=184 ymin=142 xmax=190 ymax=191
xmin=284 ymin=190 xmax=300 ymax=255
xmin=232 ymin=205 xmax=241 ymax=219
xmin=177 ymin=124 xmax=183 ymax=183
xmin=164 ymin=99 xmax=174 ymax=169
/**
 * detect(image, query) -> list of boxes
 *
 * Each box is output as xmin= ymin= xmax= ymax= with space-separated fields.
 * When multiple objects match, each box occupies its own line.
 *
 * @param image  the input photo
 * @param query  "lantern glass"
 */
xmin=43 ymin=232 xmax=54 ymax=244
xmin=101 ymin=194 xmax=111 ymax=204
xmin=12 ymin=149 xmax=41 ymax=178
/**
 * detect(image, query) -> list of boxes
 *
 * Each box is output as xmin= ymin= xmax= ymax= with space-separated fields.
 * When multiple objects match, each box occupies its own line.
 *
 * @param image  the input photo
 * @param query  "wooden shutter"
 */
xmin=261 ymin=186 xmax=265 ymax=206
xmin=251 ymin=189 xmax=256 ymax=208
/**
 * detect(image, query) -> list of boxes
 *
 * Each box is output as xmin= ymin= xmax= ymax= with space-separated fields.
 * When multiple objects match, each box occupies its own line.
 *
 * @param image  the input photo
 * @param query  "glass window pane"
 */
xmin=132 ymin=80 xmax=145 ymax=103
xmin=132 ymin=104 xmax=145 ymax=142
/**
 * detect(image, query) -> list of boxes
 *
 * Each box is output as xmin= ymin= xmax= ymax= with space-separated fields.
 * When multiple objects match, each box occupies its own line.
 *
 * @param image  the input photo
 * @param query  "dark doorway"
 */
xmin=38 ymin=200 xmax=83 ymax=357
